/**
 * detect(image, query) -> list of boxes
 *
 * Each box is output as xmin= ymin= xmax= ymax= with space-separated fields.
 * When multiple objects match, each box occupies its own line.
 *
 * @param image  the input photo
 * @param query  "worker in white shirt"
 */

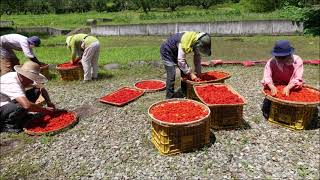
xmin=0 ymin=33 xmax=45 ymax=75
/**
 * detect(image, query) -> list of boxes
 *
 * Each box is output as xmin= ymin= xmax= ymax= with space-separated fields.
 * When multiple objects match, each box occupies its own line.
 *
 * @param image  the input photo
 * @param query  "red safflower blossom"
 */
xmin=100 ymin=87 xmax=144 ymax=105
xmin=150 ymin=101 xmax=209 ymax=123
xmin=25 ymin=111 xmax=76 ymax=133
xmin=195 ymin=85 xmax=244 ymax=104
xmin=135 ymin=80 xmax=166 ymax=91
xmin=57 ymin=62 xmax=81 ymax=69
xmin=264 ymin=85 xmax=320 ymax=102
xmin=186 ymin=71 xmax=229 ymax=82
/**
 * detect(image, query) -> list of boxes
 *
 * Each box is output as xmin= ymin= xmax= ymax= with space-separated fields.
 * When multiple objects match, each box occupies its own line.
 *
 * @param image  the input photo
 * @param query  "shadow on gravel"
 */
xmin=73 ymin=104 xmax=103 ymax=119
xmin=98 ymin=72 xmax=113 ymax=80
xmin=308 ymin=107 xmax=320 ymax=130
xmin=240 ymin=121 xmax=252 ymax=130
xmin=0 ymin=139 xmax=24 ymax=157
xmin=210 ymin=130 xmax=216 ymax=145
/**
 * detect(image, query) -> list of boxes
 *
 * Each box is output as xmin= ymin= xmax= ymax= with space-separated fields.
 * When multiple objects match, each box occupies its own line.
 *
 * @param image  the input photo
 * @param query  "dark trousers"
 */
xmin=261 ymin=98 xmax=271 ymax=119
xmin=165 ymin=65 xmax=176 ymax=99
xmin=0 ymin=88 xmax=40 ymax=131
xmin=164 ymin=65 xmax=186 ymax=99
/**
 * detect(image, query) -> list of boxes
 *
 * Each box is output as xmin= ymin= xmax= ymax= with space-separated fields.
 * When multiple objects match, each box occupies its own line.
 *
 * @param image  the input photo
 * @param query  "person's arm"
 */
xmin=193 ymin=52 xmax=201 ymax=75
xmin=30 ymin=57 xmax=43 ymax=65
xmin=283 ymin=56 xmax=304 ymax=96
xmin=15 ymin=96 xmax=54 ymax=115
xmin=262 ymin=59 xmax=277 ymax=96
xmin=177 ymin=43 xmax=191 ymax=75
xmin=282 ymin=83 xmax=295 ymax=96
xmin=288 ymin=56 xmax=304 ymax=88
xmin=69 ymin=41 xmax=77 ymax=62
xmin=21 ymin=41 xmax=43 ymax=65
xmin=267 ymin=83 xmax=277 ymax=96
xmin=40 ymin=87 xmax=55 ymax=109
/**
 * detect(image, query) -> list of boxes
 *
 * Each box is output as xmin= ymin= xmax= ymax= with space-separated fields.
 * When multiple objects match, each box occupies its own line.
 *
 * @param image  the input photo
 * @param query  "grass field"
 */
xmin=1 ymin=4 xmax=293 ymax=29
xmin=15 ymin=35 xmax=320 ymax=65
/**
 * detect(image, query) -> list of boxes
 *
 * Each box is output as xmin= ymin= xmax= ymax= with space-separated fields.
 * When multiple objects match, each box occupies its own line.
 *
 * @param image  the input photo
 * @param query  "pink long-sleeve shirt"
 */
xmin=261 ymin=54 xmax=304 ymax=87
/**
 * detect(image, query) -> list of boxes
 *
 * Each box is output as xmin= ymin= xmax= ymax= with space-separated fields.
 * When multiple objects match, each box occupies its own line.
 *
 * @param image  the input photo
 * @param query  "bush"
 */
xmin=95 ymin=0 xmax=107 ymax=12
xmin=241 ymin=0 xmax=277 ymax=12
xmin=278 ymin=5 xmax=306 ymax=21
xmin=302 ymin=7 xmax=320 ymax=35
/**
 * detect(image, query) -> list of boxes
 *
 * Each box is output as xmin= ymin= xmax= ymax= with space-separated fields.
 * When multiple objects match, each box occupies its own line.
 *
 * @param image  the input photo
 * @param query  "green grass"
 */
xmin=1 ymin=5 xmax=294 ymax=29
xmin=15 ymin=35 xmax=319 ymax=65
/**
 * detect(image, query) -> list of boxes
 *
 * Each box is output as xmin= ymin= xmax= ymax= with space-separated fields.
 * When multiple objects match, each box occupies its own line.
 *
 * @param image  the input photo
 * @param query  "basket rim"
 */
xmin=40 ymin=64 xmax=49 ymax=69
xmin=23 ymin=111 xmax=78 ymax=136
xmin=181 ymin=70 xmax=231 ymax=84
xmin=99 ymin=86 xmax=145 ymax=106
xmin=134 ymin=79 xmax=166 ymax=92
xmin=262 ymin=85 xmax=320 ymax=107
xmin=193 ymin=83 xmax=247 ymax=106
xmin=56 ymin=63 xmax=82 ymax=70
xmin=148 ymin=98 xmax=211 ymax=126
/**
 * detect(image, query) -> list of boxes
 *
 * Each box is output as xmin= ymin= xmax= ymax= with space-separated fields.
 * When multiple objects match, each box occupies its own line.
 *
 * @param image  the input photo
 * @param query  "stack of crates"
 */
xmin=268 ymin=101 xmax=318 ymax=130
xmin=181 ymin=71 xmax=231 ymax=100
xmin=151 ymin=119 xmax=210 ymax=155
xmin=149 ymin=99 xmax=211 ymax=155
xmin=264 ymin=86 xmax=320 ymax=130
xmin=193 ymin=83 xmax=246 ymax=130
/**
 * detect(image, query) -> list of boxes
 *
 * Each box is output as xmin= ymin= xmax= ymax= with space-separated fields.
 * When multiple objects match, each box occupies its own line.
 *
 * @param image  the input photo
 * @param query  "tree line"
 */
xmin=0 ymin=0 xmax=318 ymax=15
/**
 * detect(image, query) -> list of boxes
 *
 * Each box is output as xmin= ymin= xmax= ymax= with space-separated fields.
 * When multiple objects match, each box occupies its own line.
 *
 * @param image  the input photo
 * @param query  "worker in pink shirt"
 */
xmin=261 ymin=40 xmax=304 ymax=118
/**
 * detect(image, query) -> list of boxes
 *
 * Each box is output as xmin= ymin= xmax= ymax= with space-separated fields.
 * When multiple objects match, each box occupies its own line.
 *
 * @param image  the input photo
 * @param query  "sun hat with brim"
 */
xmin=272 ymin=40 xmax=294 ymax=57
xmin=14 ymin=61 xmax=48 ymax=84
xmin=194 ymin=33 xmax=212 ymax=57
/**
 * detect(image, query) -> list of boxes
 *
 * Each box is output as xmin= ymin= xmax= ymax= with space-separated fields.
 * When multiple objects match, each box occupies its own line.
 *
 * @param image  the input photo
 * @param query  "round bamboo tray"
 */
xmin=23 ymin=111 xmax=79 ymax=136
xmin=262 ymin=85 xmax=320 ymax=107
xmin=134 ymin=79 xmax=166 ymax=92
xmin=148 ymin=98 xmax=211 ymax=126
xmin=56 ymin=63 xmax=84 ymax=81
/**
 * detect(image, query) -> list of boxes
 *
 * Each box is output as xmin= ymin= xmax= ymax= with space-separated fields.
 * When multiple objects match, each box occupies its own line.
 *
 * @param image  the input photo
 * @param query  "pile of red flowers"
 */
xmin=100 ymin=87 xmax=144 ymax=105
xmin=150 ymin=101 xmax=209 ymax=123
xmin=25 ymin=111 xmax=76 ymax=133
xmin=195 ymin=84 xmax=244 ymax=104
xmin=264 ymin=85 xmax=320 ymax=102
xmin=135 ymin=80 xmax=166 ymax=91
xmin=188 ymin=71 xmax=229 ymax=82
xmin=57 ymin=62 xmax=81 ymax=69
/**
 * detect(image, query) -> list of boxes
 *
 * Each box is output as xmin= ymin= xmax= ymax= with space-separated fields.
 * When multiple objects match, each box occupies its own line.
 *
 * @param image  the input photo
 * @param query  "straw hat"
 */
xmin=14 ymin=61 xmax=48 ymax=84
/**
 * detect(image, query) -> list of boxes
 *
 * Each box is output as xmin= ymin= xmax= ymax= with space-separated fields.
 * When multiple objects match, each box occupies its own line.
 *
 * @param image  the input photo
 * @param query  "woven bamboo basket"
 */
xmin=262 ymin=85 xmax=320 ymax=130
xmin=181 ymin=71 xmax=231 ymax=100
xmin=134 ymin=79 xmax=166 ymax=93
xmin=56 ymin=64 xmax=84 ymax=81
xmin=194 ymin=83 xmax=246 ymax=130
xmin=23 ymin=111 xmax=79 ymax=136
xmin=40 ymin=64 xmax=50 ymax=79
xmin=148 ymin=99 xmax=211 ymax=155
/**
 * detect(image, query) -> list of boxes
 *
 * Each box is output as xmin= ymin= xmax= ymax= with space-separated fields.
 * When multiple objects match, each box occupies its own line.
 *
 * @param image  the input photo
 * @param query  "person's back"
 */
xmin=1 ymin=34 xmax=28 ymax=50
xmin=160 ymin=31 xmax=211 ymax=98
xmin=0 ymin=34 xmax=42 ymax=75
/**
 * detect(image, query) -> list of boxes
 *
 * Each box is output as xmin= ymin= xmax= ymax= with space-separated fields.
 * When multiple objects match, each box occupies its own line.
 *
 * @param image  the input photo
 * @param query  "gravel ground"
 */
xmin=0 ymin=63 xmax=319 ymax=179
